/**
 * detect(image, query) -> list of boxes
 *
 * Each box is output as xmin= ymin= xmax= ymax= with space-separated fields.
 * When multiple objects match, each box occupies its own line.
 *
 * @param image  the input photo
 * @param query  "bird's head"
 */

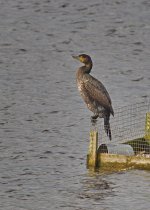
xmin=72 ymin=54 xmax=92 ymax=64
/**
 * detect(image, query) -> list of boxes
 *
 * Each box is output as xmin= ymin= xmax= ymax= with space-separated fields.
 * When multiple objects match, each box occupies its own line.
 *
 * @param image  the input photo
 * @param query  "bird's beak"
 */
xmin=72 ymin=55 xmax=80 ymax=61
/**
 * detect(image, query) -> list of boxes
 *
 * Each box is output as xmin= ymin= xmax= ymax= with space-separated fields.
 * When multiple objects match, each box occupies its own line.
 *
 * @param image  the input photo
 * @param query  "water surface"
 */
xmin=0 ymin=0 xmax=150 ymax=209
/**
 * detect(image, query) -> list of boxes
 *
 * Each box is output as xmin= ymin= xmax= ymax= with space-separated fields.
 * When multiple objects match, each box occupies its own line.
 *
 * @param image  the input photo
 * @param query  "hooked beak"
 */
xmin=72 ymin=55 xmax=80 ymax=61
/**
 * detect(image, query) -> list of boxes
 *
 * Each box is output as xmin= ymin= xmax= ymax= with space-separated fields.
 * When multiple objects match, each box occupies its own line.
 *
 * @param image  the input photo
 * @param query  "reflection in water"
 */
xmin=79 ymin=171 xmax=115 ymax=201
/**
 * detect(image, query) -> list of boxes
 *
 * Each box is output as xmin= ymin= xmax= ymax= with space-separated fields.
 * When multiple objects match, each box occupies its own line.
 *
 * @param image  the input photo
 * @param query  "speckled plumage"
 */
xmin=73 ymin=54 xmax=114 ymax=140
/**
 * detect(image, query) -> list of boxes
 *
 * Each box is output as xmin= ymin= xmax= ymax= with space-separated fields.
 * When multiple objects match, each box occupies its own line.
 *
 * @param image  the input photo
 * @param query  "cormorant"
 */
xmin=72 ymin=54 xmax=114 ymax=140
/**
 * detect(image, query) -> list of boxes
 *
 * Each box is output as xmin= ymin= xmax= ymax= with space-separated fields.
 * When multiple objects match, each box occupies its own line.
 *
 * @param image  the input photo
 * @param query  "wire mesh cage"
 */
xmin=96 ymin=99 xmax=150 ymax=156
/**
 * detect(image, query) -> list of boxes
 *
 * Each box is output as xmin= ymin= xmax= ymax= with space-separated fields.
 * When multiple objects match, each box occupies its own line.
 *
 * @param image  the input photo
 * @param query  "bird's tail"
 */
xmin=104 ymin=115 xmax=112 ymax=140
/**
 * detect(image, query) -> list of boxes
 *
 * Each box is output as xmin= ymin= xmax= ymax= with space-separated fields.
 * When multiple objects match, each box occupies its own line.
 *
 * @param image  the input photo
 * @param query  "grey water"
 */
xmin=0 ymin=0 xmax=150 ymax=209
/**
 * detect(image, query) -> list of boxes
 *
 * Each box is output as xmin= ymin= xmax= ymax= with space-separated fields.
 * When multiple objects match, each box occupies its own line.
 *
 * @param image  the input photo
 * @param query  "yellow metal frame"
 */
xmin=87 ymin=112 xmax=150 ymax=170
xmin=145 ymin=112 xmax=150 ymax=141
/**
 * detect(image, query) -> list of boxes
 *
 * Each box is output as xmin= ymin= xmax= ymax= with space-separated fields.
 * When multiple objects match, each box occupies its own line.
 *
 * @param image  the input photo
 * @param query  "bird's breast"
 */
xmin=76 ymin=74 xmax=84 ymax=91
xmin=77 ymin=81 xmax=83 ymax=92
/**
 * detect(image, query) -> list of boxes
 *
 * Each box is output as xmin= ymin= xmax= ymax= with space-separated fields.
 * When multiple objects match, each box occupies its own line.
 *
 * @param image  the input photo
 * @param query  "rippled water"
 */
xmin=0 ymin=0 xmax=150 ymax=209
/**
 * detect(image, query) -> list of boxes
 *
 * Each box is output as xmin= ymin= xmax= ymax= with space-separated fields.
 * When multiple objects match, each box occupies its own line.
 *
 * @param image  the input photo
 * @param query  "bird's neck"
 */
xmin=81 ymin=62 xmax=93 ymax=74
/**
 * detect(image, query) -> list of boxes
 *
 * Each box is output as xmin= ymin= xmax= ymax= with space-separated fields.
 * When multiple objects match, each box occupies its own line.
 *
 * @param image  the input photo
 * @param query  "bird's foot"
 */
xmin=91 ymin=115 xmax=98 ymax=126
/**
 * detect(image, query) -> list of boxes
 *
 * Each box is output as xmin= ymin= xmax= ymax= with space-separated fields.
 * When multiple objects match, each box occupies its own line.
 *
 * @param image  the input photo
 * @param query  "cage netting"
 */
xmin=95 ymin=99 xmax=150 ymax=155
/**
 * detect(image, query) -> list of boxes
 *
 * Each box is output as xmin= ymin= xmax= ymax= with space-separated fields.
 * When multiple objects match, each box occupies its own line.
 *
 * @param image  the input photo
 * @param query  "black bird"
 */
xmin=72 ymin=54 xmax=114 ymax=140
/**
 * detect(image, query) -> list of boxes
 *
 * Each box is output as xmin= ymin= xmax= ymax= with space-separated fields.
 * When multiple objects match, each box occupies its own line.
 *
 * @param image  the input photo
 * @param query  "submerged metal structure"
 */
xmin=87 ymin=99 xmax=150 ymax=170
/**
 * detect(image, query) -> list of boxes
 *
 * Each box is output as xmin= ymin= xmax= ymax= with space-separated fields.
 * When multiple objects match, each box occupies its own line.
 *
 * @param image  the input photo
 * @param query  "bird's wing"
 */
xmin=83 ymin=74 xmax=114 ymax=115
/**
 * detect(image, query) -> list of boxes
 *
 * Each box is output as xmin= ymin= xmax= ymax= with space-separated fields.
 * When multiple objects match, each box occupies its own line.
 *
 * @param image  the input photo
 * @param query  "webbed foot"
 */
xmin=91 ymin=115 xmax=98 ymax=126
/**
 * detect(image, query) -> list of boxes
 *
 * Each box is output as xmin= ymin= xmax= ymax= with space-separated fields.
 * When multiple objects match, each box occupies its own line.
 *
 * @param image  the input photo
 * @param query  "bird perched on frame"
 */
xmin=72 ymin=54 xmax=114 ymax=140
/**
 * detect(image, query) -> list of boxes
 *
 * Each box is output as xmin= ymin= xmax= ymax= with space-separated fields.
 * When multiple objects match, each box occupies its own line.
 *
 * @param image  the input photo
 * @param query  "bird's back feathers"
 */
xmin=82 ymin=74 xmax=114 ymax=116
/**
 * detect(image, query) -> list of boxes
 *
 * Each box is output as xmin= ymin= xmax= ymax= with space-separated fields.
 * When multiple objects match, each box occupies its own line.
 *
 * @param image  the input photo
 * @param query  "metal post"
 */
xmin=145 ymin=112 xmax=150 ymax=142
xmin=87 ymin=130 xmax=98 ymax=168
